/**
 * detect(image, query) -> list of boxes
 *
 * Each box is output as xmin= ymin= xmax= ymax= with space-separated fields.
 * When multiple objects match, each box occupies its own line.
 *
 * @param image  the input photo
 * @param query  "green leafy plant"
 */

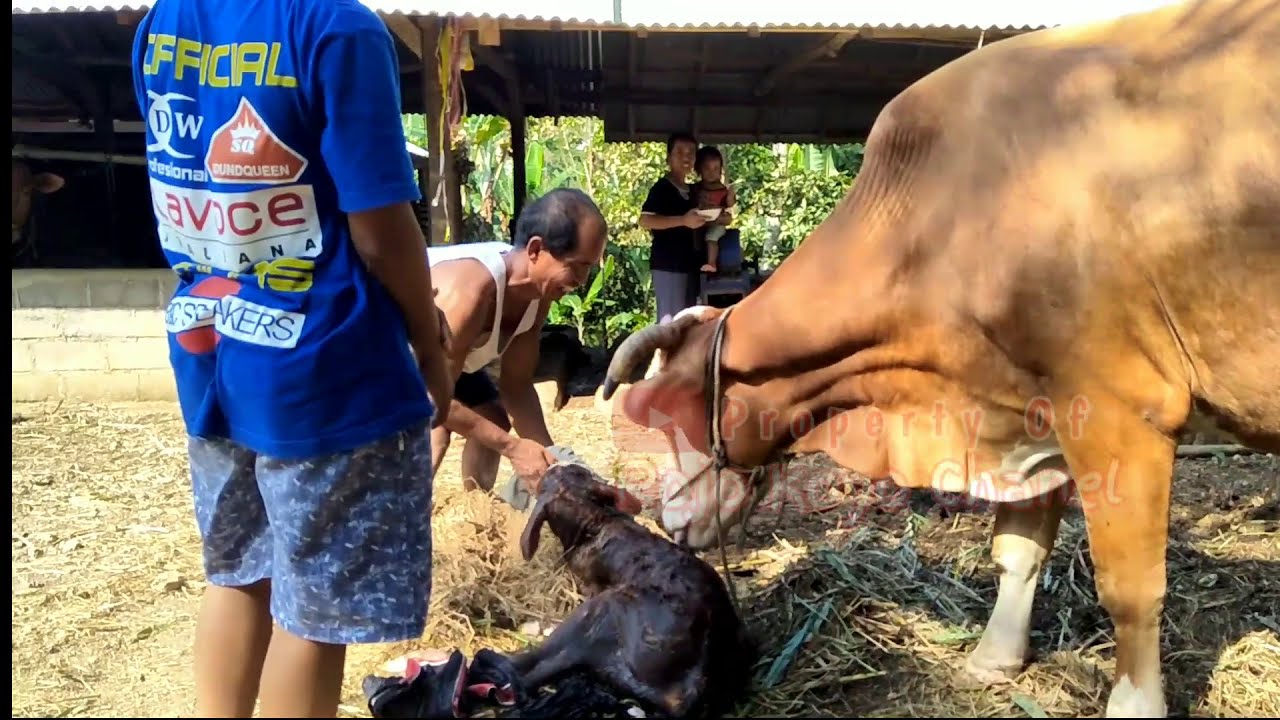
xmin=405 ymin=114 xmax=865 ymax=351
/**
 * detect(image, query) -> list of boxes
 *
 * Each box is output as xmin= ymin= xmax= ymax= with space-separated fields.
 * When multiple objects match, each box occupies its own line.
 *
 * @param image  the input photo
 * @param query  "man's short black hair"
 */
xmin=666 ymin=132 xmax=697 ymax=156
xmin=512 ymin=187 xmax=604 ymax=258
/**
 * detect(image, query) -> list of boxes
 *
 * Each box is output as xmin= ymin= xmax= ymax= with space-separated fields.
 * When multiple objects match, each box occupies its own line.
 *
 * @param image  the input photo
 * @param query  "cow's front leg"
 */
xmin=1062 ymin=402 xmax=1172 ymax=718
xmin=965 ymin=469 xmax=1069 ymax=683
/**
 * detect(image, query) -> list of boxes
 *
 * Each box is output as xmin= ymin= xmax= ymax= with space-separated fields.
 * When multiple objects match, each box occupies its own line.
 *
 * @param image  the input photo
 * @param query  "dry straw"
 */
xmin=11 ymin=400 xmax=1279 ymax=718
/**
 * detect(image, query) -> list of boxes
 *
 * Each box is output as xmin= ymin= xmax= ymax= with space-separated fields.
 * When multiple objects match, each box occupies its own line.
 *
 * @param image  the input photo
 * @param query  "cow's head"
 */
xmin=12 ymin=159 xmax=65 ymax=245
xmin=600 ymin=305 xmax=789 ymax=549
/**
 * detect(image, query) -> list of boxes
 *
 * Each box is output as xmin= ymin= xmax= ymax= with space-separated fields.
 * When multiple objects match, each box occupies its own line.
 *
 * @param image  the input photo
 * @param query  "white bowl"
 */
xmin=696 ymin=208 xmax=721 ymax=220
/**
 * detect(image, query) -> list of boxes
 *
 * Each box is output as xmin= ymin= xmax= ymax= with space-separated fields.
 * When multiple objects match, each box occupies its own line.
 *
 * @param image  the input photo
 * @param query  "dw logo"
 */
xmin=146 ymin=90 xmax=205 ymax=160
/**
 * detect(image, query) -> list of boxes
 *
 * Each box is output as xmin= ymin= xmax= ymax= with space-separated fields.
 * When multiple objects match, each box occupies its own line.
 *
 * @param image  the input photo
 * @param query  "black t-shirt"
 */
xmin=641 ymin=177 xmax=697 ymax=273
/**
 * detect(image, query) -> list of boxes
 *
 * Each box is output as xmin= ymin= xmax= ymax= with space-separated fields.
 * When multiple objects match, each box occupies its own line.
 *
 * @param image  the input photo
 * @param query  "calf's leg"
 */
xmin=1060 ymin=398 xmax=1172 ymax=718
xmin=965 ymin=467 xmax=1070 ymax=683
xmin=510 ymin=599 xmax=615 ymax=690
xmin=598 ymin=657 xmax=701 ymax=718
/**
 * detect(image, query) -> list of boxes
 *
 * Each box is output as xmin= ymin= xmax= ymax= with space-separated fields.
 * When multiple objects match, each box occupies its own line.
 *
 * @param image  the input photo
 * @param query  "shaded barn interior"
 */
xmin=13 ymin=11 xmax=157 ymax=269
xmin=11 ymin=9 xmax=1011 ymax=269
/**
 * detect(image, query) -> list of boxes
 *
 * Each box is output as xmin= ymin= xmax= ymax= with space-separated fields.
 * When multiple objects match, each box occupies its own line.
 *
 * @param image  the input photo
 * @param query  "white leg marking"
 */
xmin=1106 ymin=675 xmax=1167 ymax=718
xmin=966 ymin=534 xmax=1042 ymax=682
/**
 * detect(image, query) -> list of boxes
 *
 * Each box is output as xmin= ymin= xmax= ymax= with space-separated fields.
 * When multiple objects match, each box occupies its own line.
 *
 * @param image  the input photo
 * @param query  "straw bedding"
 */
xmin=11 ymin=399 xmax=1278 ymax=718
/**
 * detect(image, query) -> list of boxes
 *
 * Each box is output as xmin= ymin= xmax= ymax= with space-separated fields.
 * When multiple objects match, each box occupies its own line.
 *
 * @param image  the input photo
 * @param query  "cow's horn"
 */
xmin=601 ymin=315 xmax=699 ymax=400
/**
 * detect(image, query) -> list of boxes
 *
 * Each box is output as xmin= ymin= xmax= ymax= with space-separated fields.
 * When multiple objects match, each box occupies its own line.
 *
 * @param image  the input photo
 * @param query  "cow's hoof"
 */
xmin=960 ymin=653 xmax=1023 ymax=686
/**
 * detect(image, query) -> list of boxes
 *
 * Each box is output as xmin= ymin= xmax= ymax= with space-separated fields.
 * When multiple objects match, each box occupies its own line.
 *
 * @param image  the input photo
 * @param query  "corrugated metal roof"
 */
xmin=11 ymin=0 xmax=1182 ymax=32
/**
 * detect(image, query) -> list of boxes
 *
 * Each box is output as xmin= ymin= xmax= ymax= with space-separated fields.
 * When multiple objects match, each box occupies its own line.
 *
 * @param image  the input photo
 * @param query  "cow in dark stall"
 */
xmin=11 ymin=154 xmax=166 ymax=270
xmin=12 ymin=158 xmax=65 ymax=261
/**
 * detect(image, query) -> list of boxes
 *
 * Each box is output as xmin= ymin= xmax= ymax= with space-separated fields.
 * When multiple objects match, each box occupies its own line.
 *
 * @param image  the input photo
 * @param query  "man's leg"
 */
xmin=454 ymin=370 xmax=510 ymax=493
xmin=254 ymin=420 xmax=435 ymax=717
xmin=652 ymin=269 xmax=692 ymax=324
xmin=685 ymin=266 xmax=701 ymax=308
xmin=186 ymin=435 xmax=277 ymax=717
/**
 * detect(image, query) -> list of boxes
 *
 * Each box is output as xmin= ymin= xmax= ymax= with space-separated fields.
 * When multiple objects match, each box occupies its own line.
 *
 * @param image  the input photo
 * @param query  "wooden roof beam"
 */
xmin=753 ymin=31 xmax=859 ymax=97
xmin=596 ymin=88 xmax=897 ymax=108
xmin=445 ymin=17 xmax=1009 ymax=37
xmin=470 ymin=45 xmax=518 ymax=85
xmin=386 ymin=14 xmax=424 ymax=57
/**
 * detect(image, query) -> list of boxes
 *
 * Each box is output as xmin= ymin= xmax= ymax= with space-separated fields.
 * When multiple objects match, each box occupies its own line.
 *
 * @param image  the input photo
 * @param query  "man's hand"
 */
xmin=508 ymin=438 xmax=558 ymax=492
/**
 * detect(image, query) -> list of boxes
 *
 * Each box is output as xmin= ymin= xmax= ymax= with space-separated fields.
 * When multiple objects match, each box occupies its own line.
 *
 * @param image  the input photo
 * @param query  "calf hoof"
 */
xmin=960 ymin=652 xmax=1024 ymax=686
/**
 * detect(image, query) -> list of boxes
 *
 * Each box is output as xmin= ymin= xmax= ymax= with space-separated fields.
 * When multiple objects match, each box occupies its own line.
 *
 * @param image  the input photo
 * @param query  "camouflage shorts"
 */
xmin=186 ymin=420 xmax=434 ymax=645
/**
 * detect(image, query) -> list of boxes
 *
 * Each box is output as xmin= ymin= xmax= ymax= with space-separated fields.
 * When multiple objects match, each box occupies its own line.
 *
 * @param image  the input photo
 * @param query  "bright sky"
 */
xmin=352 ymin=0 xmax=1181 ymax=28
xmin=13 ymin=0 xmax=1182 ymax=28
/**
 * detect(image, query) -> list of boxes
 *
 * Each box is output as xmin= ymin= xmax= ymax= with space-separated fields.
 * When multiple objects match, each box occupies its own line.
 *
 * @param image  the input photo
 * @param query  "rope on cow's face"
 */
xmin=704 ymin=303 xmax=756 ymax=617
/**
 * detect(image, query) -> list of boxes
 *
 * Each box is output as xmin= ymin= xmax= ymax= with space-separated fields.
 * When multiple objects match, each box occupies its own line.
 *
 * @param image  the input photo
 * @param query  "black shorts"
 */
xmin=454 ymin=370 xmax=500 ymax=408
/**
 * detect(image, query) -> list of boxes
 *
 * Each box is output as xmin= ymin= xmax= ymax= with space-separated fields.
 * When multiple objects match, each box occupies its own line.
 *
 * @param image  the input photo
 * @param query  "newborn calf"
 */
xmin=512 ymin=462 xmax=757 ymax=718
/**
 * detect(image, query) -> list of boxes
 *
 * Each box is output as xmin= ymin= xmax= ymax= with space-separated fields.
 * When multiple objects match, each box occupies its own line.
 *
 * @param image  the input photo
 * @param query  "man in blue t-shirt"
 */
xmin=131 ymin=0 xmax=453 ymax=715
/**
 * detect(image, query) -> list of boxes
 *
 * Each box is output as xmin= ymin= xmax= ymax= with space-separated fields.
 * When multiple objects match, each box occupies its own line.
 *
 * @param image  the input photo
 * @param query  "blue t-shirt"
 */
xmin=131 ymin=0 xmax=434 ymax=460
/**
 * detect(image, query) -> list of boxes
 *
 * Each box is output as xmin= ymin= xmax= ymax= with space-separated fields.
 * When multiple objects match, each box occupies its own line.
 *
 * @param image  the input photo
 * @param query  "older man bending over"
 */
xmin=428 ymin=188 xmax=608 ymax=500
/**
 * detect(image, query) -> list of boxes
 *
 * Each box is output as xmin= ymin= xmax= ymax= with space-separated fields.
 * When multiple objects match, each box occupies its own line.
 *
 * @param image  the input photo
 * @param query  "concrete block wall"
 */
xmin=12 ymin=269 xmax=179 ymax=403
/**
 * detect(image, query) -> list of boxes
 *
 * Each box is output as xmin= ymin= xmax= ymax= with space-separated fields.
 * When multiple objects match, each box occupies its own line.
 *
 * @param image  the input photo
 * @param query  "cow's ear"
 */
xmin=33 ymin=172 xmax=65 ymax=194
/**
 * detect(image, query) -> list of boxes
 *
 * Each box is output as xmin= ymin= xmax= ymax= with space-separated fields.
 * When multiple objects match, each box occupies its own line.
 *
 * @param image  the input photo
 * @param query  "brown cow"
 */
xmin=599 ymin=1 xmax=1280 ymax=717
xmin=12 ymin=158 xmax=66 ymax=248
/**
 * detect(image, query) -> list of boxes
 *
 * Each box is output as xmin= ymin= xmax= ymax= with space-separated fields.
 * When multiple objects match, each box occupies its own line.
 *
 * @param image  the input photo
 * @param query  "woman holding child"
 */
xmin=638 ymin=132 xmax=734 ymax=323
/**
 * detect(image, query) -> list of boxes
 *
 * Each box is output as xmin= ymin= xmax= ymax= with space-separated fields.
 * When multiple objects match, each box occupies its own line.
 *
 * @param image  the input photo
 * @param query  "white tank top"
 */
xmin=427 ymin=241 xmax=540 ymax=374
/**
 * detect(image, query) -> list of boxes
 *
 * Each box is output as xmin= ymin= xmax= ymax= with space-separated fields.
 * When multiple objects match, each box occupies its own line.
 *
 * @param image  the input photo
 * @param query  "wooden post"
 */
xmin=508 ymin=71 xmax=526 ymax=231
xmin=417 ymin=17 xmax=464 ymax=245
xmin=511 ymin=114 xmax=527 ymax=231
xmin=472 ymin=44 xmax=527 ymax=233
xmin=94 ymin=96 xmax=121 ymax=262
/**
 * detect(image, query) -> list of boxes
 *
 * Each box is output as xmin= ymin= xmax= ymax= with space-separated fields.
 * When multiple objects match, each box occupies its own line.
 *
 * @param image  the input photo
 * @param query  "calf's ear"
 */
xmin=588 ymin=484 xmax=644 ymax=515
xmin=613 ymin=487 xmax=644 ymax=515
xmin=519 ymin=498 xmax=550 ymax=561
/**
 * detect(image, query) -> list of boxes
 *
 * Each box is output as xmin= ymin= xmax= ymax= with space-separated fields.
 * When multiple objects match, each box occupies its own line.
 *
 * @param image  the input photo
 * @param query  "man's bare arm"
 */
xmin=433 ymin=270 xmax=524 ymax=457
xmin=347 ymin=203 xmax=452 ymax=422
xmin=498 ymin=314 xmax=554 ymax=447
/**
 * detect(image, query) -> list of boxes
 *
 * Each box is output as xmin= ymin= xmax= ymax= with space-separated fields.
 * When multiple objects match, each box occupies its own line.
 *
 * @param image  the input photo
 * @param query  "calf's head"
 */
xmin=600 ymin=306 xmax=785 ymax=551
xmin=11 ymin=159 xmax=65 ymax=245
xmin=519 ymin=462 xmax=644 ymax=561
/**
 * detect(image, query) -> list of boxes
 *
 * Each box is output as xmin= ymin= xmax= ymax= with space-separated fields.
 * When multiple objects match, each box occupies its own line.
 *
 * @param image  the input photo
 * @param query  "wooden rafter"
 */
xmin=753 ymin=32 xmax=859 ymax=97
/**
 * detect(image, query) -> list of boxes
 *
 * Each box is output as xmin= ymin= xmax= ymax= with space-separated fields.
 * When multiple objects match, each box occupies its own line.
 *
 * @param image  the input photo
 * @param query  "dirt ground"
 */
xmin=11 ymin=397 xmax=1279 ymax=718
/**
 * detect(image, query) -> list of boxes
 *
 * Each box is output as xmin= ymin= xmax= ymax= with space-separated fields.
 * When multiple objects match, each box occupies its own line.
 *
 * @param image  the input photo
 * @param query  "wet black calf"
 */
xmin=513 ymin=462 xmax=757 ymax=719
